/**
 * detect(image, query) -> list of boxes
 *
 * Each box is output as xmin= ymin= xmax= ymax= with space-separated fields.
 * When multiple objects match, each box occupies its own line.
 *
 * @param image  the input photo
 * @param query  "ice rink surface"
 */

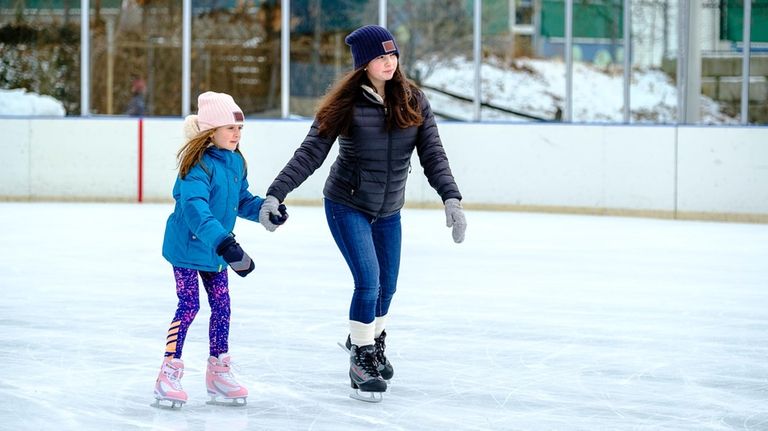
xmin=0 ymin=202 xmax=766 ymax=431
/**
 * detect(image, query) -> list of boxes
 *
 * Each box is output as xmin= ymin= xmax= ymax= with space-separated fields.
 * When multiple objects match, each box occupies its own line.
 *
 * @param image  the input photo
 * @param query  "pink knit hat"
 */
xmin=196 ymin=91 xmax=244 ymax=132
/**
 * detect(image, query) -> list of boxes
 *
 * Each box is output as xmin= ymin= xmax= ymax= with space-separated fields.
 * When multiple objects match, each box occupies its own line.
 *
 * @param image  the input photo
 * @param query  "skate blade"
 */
xmin=206 ymin=395 xmax=247 ymax=407
xmin=337 ymin=341 xmax=351 ymax=354
xmin=151 ymin=398 xmax=185 ymax=409
xmin=349 ymin=389 xmax=383 ymax=403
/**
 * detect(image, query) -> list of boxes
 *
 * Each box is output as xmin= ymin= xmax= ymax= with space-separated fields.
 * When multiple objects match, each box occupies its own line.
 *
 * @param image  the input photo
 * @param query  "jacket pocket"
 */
xmin=350 ymin=169 xmax=361 ymax=196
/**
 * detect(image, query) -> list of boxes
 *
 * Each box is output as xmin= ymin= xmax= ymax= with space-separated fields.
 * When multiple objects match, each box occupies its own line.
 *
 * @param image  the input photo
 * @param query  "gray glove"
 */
xmin=259 ymin=195 xmax=283 ymax=232
xmin=444 ymin=198 xmax=466 ymax=243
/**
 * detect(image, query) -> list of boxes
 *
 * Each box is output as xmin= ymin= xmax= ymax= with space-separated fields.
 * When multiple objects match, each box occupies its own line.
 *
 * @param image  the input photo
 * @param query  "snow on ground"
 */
xmin=0 ymin=202 xmax=766 ymax=430
xmin=1 ymin=57 xmax=737 ymax=124
xmin=0 ymin=88 xmax=66 ymax=116
xmin=419 ymin=57 xmax=737 ymax=124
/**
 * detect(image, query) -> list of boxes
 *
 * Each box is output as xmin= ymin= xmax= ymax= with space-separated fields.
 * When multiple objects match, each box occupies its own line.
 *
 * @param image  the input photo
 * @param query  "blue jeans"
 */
xmin=324 ymin=199 xmax=402 ymax=324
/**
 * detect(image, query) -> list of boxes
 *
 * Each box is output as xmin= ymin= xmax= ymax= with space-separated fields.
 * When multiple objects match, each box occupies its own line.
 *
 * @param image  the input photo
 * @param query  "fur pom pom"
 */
xmin=183 ymin=115 xmax=201 ymax=140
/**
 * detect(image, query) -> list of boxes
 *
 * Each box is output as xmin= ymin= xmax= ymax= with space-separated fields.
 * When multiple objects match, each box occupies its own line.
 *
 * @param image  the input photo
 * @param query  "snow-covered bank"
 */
xmin=0 ymin=57 xmax=739 ymax=124
xmin=419 ymin=57 xmax=737 ymax=124
xmin=0 ymin=88 xmax=66 ymax=116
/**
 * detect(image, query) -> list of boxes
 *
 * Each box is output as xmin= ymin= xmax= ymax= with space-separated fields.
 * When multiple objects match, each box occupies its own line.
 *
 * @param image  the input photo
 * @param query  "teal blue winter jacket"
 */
xmin=162 ymin=146 xmax=263 ymax=272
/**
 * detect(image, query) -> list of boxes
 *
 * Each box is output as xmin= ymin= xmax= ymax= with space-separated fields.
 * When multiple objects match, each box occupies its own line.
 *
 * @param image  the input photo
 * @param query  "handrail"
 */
xmin=420 ymin=83 xmax=549 ymax=121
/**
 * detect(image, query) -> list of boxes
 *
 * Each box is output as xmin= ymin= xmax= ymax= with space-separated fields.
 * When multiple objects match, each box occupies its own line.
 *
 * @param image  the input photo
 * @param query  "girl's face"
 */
xmin=366 ymin=54 xmax=398 ymax=85
xmin=211 ymin=124 xmax=242 ymax=151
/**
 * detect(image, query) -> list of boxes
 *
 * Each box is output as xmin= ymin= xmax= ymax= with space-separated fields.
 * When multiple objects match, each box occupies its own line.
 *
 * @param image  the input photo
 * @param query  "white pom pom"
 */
xmin=183 ymin=115 xmax=201 ymax=140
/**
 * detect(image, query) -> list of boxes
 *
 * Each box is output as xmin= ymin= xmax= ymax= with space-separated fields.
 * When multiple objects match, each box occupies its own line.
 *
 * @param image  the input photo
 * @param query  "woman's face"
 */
xmin=366 ymin=53 xmax=398 ymax=84
xmin=211 ymin=124 xmax=242 ymax=151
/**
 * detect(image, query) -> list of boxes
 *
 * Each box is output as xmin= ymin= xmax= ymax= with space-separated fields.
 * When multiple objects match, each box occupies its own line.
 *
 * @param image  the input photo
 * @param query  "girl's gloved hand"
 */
xmin=216 ymin=234 xmax=255 ymax=277
xmin=444 ymin=198 xmax=466 ymax=243
xmin=270 ymin=204 xmax=289 ymax=226
xmin=259 ymin=196 xmax=287 ymax=232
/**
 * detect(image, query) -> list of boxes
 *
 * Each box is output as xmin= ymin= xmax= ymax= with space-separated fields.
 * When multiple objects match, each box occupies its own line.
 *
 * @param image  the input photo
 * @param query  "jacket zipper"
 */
xmin=374 ymin=119 xmax=393 ymax=223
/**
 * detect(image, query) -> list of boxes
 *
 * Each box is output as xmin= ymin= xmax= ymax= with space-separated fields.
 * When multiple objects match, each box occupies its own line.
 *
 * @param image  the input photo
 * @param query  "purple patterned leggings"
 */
xmin=164 ymin=266 xmax=230 ymax=359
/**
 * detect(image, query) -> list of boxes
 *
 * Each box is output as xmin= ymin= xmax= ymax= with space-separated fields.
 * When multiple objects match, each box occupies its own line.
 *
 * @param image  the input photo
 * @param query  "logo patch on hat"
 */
xmin=233 ymin=111 xmax=244 ymax=122
xmin=382 ymin=40 xmax=396 ymax=52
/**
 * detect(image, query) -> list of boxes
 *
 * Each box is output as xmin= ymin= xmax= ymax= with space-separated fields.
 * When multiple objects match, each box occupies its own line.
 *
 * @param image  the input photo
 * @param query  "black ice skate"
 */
xmin=374 ymin=331 xmax=394 ymax=380
xmin=342 ymin=334 xmax=394 ymax=381
xmin=344 ymin=343 xmax=386 ymax=403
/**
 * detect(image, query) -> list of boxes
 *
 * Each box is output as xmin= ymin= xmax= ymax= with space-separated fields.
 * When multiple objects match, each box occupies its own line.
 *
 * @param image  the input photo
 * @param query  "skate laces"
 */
xmin=218 ymin=369 xmax=239 ymax=386
xmin=212 ymin=360 xmax=241 ymax=386
xmin=374 ymin=334 xmax=387 ymax=363
xmin=163 ymin=365 xmax=184 ymax=390
xmin=355 ymin=346 xmax=380 ymax=376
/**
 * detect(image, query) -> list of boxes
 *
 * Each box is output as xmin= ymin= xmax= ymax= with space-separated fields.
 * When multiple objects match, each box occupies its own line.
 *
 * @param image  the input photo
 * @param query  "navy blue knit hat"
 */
xmin=345 ymin=25 xmax=399 ymax=70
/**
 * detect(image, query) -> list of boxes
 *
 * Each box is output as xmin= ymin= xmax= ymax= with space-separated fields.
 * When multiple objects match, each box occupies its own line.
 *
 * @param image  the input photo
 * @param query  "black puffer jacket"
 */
xmin=267 ymin=87 xmax=462 ymax=218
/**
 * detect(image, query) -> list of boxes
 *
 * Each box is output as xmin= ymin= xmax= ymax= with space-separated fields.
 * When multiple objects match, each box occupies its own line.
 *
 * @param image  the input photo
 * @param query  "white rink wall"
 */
xmin=1 ymin=118 xmax=767 ymax=222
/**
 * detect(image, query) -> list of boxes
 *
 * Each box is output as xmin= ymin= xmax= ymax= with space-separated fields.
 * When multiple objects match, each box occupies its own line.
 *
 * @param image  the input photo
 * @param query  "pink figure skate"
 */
xmin=152 ymin=357 xmax=188 ymax=409
xmin=205 ymin=354 xmax=248 ymax=406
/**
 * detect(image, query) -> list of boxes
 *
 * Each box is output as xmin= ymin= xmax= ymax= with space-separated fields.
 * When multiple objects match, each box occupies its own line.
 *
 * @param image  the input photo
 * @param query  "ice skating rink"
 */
xmin=0 ymin=202 xmax=766 ymax=431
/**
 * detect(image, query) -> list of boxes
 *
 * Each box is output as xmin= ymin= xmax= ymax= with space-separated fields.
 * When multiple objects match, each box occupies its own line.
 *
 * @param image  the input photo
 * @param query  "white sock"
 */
xmin=349 ymin=320 xmax=375 ymax=347
xmin=374 ymin=315 xmax=388 ymax=338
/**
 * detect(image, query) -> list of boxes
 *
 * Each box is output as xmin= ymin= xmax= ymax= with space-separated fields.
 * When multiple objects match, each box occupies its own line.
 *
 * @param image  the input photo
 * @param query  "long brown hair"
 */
xmin=315 ymin=64 xmax=423 ymax=138
xmin=177 ymin=129 xmax=246 ymax=179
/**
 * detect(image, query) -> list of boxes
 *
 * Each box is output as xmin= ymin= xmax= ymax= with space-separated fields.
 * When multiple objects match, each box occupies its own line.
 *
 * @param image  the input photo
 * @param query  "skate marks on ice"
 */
xmin=0 ymin=203 xmax=768 ymax=430
xmin=148 ymin=400 xmax=251 ymax=431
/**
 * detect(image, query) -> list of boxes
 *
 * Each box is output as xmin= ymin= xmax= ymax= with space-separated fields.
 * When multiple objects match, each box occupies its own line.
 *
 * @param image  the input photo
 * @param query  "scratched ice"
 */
xmin=0 ymin=202 xmax=766 ymax=430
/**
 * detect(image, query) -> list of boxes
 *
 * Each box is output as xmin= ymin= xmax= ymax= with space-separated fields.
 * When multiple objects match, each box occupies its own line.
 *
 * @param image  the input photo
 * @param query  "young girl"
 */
xmin=153 ymin=91 xmax=283 ymax=408
xmin=258 ymin=25 xmax=467 ymax=402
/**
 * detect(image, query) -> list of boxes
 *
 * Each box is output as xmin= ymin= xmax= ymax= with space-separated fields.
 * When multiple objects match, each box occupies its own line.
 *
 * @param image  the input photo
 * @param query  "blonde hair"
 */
xmin=176 ymin=128 xmax=247 ymax=179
